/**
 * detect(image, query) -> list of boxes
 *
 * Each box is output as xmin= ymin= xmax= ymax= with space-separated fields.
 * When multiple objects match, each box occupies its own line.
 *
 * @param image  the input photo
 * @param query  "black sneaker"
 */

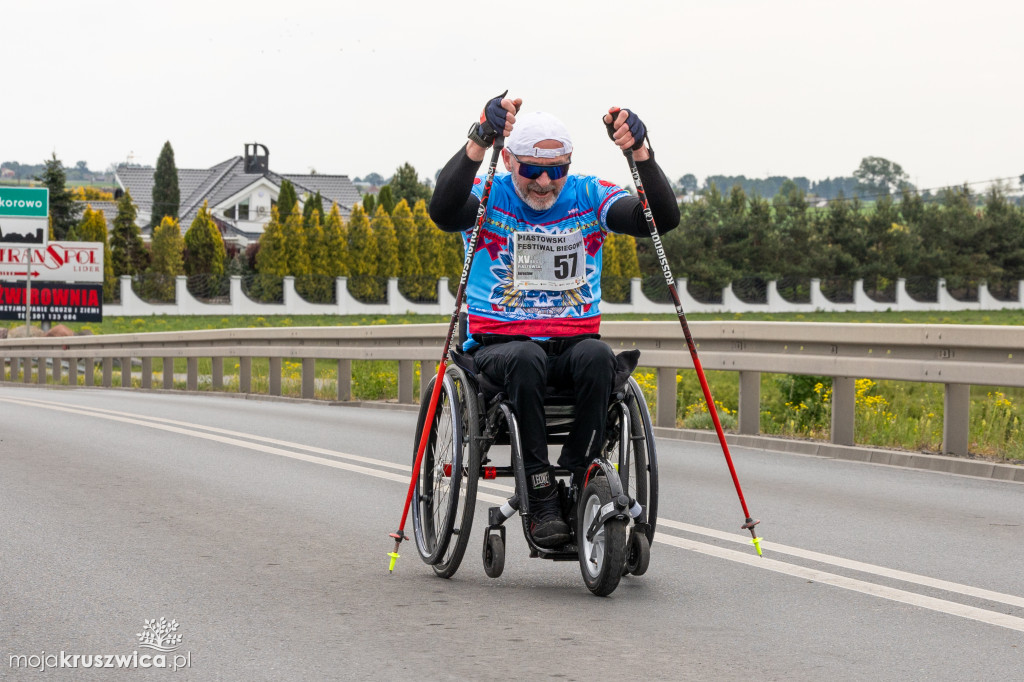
xmin=527 ymin=469 xmax=570 ymax=548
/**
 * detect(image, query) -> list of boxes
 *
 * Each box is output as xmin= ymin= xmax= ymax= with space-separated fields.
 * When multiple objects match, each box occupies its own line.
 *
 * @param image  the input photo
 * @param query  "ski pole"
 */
xmin=388 ymin=135 xmax=505 ymax=572
xmin=607 ymin=110 xmax=762 ymax=556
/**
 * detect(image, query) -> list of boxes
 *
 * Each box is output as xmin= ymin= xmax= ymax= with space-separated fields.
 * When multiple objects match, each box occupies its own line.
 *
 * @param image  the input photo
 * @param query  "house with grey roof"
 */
xmin=114 ymin=143 xmax=362 ymax=247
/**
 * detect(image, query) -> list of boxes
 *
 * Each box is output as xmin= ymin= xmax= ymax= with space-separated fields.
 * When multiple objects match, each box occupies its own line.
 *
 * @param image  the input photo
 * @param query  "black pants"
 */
xmin=473 ymin=338 xmax=616 ymax=476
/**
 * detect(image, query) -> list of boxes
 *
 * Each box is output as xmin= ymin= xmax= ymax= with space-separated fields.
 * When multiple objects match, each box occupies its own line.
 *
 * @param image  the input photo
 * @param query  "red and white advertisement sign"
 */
xmin=0 ymin=241 xmax=104 ymax=283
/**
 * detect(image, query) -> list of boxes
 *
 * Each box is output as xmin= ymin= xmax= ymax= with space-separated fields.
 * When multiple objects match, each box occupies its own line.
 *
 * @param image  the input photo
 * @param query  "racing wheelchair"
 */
xmin=410 ymin=330 xmax=659 ymax=597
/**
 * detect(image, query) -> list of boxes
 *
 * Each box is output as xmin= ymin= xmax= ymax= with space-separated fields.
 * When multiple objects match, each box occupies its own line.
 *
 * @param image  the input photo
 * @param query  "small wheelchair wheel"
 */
xmin=411 ymin=365 xmax=480 ymax=578
xmin=577 ymin=475 xmax=626 ymax=597
xmin=482 ymin=534 xmax=505 ymax=579
xmin=624 ymin=529 xmax=651 ymax=576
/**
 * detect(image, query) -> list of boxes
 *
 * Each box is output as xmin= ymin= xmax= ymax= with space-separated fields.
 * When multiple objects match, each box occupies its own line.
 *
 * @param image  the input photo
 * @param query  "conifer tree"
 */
xmin=148 ymin=216 xmax=185 ymax=301
xmin=183 ymin=201 xmax=226 ymax=276
xmin=297 ymin=208 xmax=331 ymax=302
xmin=413 ymin=199 xmax=444 ymax=301
xmin=377 ymin=185 xmax=396 ymax=214
xmin=373 ymin=204 xmax=399 ymax=280
xmin=362 ymin=193 xmax=376 ymax=215
xmin=110 ymin=189 xmax=148 ymax=276
xmin=602 ymin=231 xmax=625 ymax=302
xmin=323 ymin=204 xmax=349 ymax=277
xmin=254 ymin=206 xmax=288 ymax=301
xmin=281 ymin=204 xmax=311 ymax=276
xmin=277 ymin=180 xmax=298 ymax=224
xmin=391 ymin=199 xmax=421 ymax=299
xmin=36 ymin=153 xmax=81 ymax=240
xmin=390 ymin=162 xmax=432 ymax=206
xmin=302 ymin=191 xmax=324 ymax=228
xmin=77 ymin=206 xmax=116 ymax=301
xmin=346 ymin=204 xmax=379 ymax=300
xmin=151 ymin=141 xmax=180 ymax=226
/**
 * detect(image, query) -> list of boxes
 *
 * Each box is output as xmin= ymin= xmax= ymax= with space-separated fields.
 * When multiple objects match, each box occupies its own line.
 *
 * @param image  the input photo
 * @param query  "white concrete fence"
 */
xmin=3 ymin=321 xmax=1023 ymax=468
xmin=101 ymin=275 xmax=1024 ymax=318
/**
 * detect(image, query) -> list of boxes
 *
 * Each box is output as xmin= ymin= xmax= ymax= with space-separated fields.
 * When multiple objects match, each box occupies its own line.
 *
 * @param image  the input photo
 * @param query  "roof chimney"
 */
xmin=244 ymin=143 xmax=269 ymax=173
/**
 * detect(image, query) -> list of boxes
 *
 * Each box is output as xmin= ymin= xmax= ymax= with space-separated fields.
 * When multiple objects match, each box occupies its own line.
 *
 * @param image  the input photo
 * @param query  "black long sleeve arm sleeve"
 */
xmin=428 ymin=145 xmax=483 ymax=232
xmin=604 ymin=151 xmax=680 ymax=238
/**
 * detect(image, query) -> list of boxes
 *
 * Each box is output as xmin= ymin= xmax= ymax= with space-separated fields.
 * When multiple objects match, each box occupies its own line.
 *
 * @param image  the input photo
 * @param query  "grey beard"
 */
xmin=513 ymin=179 xmax=560 ymax=211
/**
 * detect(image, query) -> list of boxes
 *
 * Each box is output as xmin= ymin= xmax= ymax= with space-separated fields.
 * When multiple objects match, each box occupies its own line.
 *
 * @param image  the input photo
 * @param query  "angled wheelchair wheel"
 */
xmin=411 ymin=364 xmax=480 ymax=577
xmin=625 ymin=376 xmax=659 ymax=545
xmin=577 ymin=475 xmax=627 ymax=596
xmin=607 ymin=376 xmax=659 ymax=550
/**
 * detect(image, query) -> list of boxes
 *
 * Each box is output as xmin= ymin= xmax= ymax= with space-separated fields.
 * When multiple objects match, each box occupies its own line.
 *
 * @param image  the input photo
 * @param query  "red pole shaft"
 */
xmin=623 ymin=149 xmax=758 ymax=534
xmin=392 ymin=139 xmax=505 ymax=540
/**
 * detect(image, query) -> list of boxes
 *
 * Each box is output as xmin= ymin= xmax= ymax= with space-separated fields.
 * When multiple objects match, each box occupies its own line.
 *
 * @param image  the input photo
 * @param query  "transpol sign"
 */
xmin=0 ymin=241 xmax=104 ymax=283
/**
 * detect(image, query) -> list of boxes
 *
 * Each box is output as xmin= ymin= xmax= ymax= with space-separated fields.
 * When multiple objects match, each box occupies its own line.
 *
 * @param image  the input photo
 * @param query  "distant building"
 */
xmin=113 ymin=143 xmax=361 ymax=247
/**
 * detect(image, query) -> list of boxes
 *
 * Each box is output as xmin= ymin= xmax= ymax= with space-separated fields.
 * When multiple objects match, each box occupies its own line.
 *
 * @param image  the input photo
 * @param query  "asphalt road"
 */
xmin=1 ymin=386 xmax=1022 ymax=681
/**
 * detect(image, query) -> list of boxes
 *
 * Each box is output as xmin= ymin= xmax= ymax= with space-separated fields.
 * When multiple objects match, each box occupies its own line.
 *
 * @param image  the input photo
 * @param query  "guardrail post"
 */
xmin=398 ymin=360 xmax=414 ymax=403
xmin=51 ymin=356 xmax=61 ymax=385
xmin=84 ymin=358 xmax=94 ymax=386
xmin=269 ymin=357 xmax=282 ymax=396
xmin=657 ymin=367 xmax=677 ymax=427
xmin=738 ymin=371 xmax=761 ymax=435
xmin=831 ymin=376 xmax=856 ymax=446
xmin=22 ymin=358 xmax=32 ymax=383
xmin=38 ymin=358 xmax=47 ymax=385
xmin=337 ymin=359 xmax=351 ymax=401
xmin=239 ymin=357 xmax=252 ymax=393
xmin=302 ymin=358 xmax=315 ymax=399
xmin=943 ymin=383 xmax=970 ymax=456
xmin=141 ymin=357 xmax=152 ymax=389
xmin=102 ymin=358 xmax=113 ymax=387
xmin=121 ymin=356 xmax=132 ymax=387
xmin=186 ymin=358 xmax=198 ymax=391
xmin=419 ymin=361 xmax=433 ymax=400
xmin=212 ymin=357 xmax=223 ymax=390
xmin=68 ymin=357 xmax=78 ymax=387
xmin=163 ymin=357 xmax=174 ymax=389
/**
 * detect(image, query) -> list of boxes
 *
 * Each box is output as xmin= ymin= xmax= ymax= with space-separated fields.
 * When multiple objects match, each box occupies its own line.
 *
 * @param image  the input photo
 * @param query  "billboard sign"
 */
xmin=0 ymin=281 xmax=103 ymax=322
xmin=0 ymin=241 xmax=104 ymax=283
xmin=0 ymin=186 xmax=49 ymax=246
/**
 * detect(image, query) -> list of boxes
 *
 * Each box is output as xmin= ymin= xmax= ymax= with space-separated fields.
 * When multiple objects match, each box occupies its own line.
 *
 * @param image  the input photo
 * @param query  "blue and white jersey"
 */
xmin=462 ymin=172 xmax=627 ymax=350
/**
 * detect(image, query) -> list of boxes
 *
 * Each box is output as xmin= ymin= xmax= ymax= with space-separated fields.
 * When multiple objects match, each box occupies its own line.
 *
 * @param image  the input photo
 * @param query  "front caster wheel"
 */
xmin=483 ymin=533 xmax=505 ymax=579
xmin=624 ymin=529 xmax=651 ymax=576
xmin=577 ymin=476 xmax=626 ymax=597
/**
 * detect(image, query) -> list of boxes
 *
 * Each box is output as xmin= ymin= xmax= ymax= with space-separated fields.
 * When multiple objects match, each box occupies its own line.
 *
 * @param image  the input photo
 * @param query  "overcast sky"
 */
xmin=2 ymin=0 xmax=1021 ymax=194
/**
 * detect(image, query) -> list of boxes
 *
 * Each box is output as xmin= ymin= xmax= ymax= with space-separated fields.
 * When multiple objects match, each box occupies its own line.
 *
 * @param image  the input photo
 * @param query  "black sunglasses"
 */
xmin=510 ymin=151 xmax=571 ymax=181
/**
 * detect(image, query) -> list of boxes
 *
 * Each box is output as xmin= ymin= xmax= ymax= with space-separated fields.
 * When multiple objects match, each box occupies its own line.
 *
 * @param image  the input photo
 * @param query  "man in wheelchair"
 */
xmin=429 ymin=93 xmax=679 ymax=548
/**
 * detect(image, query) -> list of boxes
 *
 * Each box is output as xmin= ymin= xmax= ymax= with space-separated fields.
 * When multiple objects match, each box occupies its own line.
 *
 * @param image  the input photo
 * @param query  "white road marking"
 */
xmin=4 ymin=393 xmax=1024 ymax=633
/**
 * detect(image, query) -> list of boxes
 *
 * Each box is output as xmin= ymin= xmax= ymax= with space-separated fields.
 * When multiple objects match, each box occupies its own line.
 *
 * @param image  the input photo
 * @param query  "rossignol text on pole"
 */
xmin=606 ymin=109 xmax=762 ymax=555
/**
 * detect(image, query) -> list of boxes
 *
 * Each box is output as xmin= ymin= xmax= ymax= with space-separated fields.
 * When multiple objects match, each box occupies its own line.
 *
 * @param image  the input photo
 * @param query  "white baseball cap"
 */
xmin=507 ymin=112 xmax=573 ymax=159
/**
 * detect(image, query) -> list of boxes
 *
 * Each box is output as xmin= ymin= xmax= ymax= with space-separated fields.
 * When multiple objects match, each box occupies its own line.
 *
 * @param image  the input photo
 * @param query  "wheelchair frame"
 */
xmin=410 ymin=350 xmax=660 ymax=596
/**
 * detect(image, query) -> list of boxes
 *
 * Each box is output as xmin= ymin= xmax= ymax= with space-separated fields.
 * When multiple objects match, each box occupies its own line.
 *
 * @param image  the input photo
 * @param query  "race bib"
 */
xmin=513 ymin=230 xmax=587 ymax=291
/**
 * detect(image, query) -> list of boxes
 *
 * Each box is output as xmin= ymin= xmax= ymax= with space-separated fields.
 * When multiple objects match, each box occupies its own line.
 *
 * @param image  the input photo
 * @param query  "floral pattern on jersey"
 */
xmin=488 ymin=250 xmax=593 ymax=315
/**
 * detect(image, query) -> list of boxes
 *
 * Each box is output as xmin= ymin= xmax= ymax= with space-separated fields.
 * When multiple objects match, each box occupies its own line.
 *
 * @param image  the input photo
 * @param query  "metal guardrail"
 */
xmin=3 ymin=321 xmax=1022 ymax=457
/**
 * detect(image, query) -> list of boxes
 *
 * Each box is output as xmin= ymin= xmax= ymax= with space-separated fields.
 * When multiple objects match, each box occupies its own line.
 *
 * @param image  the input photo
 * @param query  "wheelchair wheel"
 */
xmin=482 ymin=533 xmax=505 ymax=579
xmin=626 ymin=377 xmax=659 ymax=545
xmin=577 ymin=475 xmax=626 ymax=596
xmin=411 ymin=365 xmax=480 ymax=577
xmin=624 ymin=528 xmax=651 ymax=576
